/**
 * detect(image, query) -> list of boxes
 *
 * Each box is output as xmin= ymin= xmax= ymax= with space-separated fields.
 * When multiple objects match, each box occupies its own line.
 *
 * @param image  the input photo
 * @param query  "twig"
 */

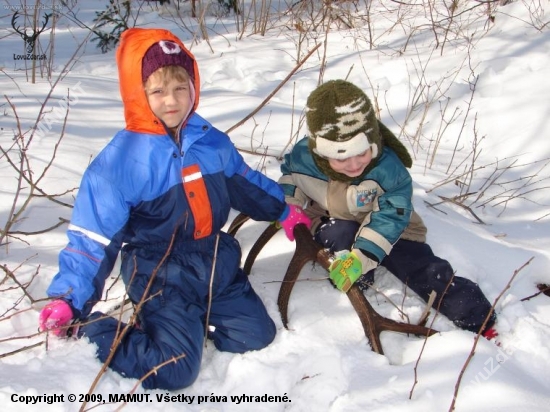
xmin=0 ymin=329 xmax=43 ymax=344
xmin=9 ymin=217 xmax=69 ymax=235
xmin=0 ymin=341 xmax=44 ymax=359
xmin=111 ymin=354 xmax=187 ymax=412
xmin=446 ymin=75 xmax=478 ymax=174
xmin=225 ymin=43 xmax=321 ymax=135
xmin=263 ymin=276 xmax=330 ymax=284
xmin=424 ymin=200 xmax=448 ymax=215
xmin=0 ymin=306 xmax=34 ymax=322
xmin=449 ymin=257 xmax=534 ymax=411
xmin=437 ymin=195 xmax=485 ymax=224
xmin=410 ymin=275 xmax=454 ymax=399
xmin=80 ymin=233 xmax=177 ymax=412
xmin=204 ymin=234 xmax=220 ymax=346
xmin=371 ymin=283 xmax=411 ymax=323
xmin=520 ymin=284 xmax=550 ymax=301
xmin=418 ymin=291 xmax=437 ymax=326
xmin=2 ymin=261 xmax=39 ymax=304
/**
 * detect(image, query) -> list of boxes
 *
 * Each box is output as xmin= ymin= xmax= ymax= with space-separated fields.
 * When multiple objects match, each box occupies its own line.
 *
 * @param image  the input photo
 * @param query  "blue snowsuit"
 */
xmin=45 ymin=28 xmax=286 ymax=389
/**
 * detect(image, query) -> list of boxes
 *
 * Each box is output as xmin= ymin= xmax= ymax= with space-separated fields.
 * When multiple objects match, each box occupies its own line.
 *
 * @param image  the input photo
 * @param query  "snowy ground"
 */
xmin=1 ymin=1 xmax=549 ymax=411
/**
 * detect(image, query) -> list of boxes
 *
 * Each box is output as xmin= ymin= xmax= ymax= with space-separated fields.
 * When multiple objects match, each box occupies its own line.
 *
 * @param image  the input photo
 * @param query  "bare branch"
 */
xmin=449 ymin=257 xmax=534 ymax=411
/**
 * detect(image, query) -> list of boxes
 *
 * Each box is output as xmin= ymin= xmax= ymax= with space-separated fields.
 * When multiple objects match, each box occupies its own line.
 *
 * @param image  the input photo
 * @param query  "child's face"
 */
xmin=328 ymin=148 xmax=373 ymax=177
xmin=145 ymin=71 xmax=191 ymax=130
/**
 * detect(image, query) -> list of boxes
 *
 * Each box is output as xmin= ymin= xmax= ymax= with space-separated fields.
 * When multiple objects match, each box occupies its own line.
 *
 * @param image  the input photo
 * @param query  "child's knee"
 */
xmin=241 ymin=317 xmax=276 ymax=352
xmin=142 ymin=353 xmax=201 ymax=390
xmin=251 ymin=317 xmax=276 ymax=350
xmin=214 ymin=316 xmax=276 ymax=353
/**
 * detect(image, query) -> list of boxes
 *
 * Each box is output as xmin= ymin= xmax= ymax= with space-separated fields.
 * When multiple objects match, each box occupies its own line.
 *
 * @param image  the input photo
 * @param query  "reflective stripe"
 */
xmin=358 ymin=226 xmax=393 ymax=255
xmin=67 ymin=223 xmax=111 ymax=246
xmin=182 ymin=164 xmax=213 ymax=239
xmin=183 ymin=171 xmax=202 ymax=182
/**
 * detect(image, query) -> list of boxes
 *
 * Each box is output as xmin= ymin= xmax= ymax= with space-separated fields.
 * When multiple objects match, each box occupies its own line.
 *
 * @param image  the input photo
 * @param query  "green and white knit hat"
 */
xmin=306 ymin=80 xmax=381 ymax=161
xmin=305 ymin=80 xmax=412 ymax=181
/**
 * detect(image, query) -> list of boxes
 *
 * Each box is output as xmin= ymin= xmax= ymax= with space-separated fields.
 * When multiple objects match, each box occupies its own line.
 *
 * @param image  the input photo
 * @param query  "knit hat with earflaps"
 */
xmin=306 ymin=80 xmax=412 ymax=181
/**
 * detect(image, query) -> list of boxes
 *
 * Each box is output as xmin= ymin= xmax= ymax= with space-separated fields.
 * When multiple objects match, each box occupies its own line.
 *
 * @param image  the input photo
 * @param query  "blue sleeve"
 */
xmin=279 ymin=151 xmax=298 ymax=198
xmin=355 ymin=192 xmax=413 ymax=263
xmin=278 ymin=137 xmax=323 ymax=206
xmin=223 ymin=140 xmax=286 ymax=221
xmin=354 ymin=151 xmax=414 ymax=262
xmin=46 ymin=155 xmax=131 ymax=315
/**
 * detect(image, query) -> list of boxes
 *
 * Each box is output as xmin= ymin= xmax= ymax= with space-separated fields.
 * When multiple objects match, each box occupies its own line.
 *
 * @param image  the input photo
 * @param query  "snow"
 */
xmin=1 ymin=1 xmax=549 ymax=411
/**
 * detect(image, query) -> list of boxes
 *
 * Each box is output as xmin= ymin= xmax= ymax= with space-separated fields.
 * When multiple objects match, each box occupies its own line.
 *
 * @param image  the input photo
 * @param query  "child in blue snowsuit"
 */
xmin=279 ymin=80 xmax=497 ymax=337
xmin=38 ymin=28 xmax=308 ymax=390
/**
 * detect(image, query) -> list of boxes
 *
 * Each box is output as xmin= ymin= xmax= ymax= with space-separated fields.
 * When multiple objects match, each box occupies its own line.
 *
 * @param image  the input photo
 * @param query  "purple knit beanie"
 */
xmin=141 ymin=40 xmax=194 ymax=83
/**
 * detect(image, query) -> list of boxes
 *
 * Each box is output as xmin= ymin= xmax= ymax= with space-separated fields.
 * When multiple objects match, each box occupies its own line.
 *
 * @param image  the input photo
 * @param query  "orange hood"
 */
xmin=116 ymin=28 xmax=201 ymax=135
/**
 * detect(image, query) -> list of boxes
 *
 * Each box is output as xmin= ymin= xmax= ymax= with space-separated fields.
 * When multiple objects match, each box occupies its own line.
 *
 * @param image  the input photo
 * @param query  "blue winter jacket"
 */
xmin=47 ymin=27 xmax=287 ymax=318
xmin=279 ymin=137 xmax=427 ymax=265
xmin=47 ymin=114 xmax=286 ymax=317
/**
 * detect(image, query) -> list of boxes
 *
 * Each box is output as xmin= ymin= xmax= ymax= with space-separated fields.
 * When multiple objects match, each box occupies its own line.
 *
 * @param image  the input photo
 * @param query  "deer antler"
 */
xmin=11 ymin=12 xmax=25 ymax=37
xmin=228 ymin=213 xmax=438 ymax=355
xmin=227 ymin=214 xmax=281 ymax=275
xmin=227 ymin=213 xmax=250 ymax=236
xmin=11 ymin=12 xmax=51 ymax=38
xmin=283 ymin=224 xmax=437 ymax=354
xmin=11 ymin=11 xmax=51 ymax=54
xmin=36 ymin=13 xmax=52 ymax=36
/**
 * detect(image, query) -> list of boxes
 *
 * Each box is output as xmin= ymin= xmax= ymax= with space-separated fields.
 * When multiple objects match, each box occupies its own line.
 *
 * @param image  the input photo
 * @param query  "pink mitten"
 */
xmin=278 ymin=204 xmax=312 ymax=241
xmin=39 ymin=300 xmax=73 ymax=337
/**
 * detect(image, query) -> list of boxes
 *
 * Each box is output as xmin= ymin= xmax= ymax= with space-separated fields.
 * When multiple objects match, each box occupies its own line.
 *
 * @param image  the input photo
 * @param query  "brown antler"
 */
xmin=227 ymin=214 xmax=281 ymax=275
xmin=228 ymin=213 xmax=438 ymax=355
xmin=227 ymin=213 xmax=250 ymax=236
xmin=284 ymin=224 xmax=437 ymax=354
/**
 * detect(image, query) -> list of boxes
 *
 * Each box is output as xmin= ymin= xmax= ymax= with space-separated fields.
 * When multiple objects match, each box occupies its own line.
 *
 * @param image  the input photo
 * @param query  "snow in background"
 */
xmin=1 ymin=1 xmax=549 ymax=411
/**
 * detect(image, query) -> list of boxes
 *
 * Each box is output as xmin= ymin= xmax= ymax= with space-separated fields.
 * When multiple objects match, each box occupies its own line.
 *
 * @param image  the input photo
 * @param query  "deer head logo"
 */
xmin=11 ymin=11 xmax=51 ymax=55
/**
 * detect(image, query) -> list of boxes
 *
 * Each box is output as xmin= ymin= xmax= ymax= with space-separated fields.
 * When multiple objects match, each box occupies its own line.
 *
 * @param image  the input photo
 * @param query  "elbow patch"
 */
xmin=384 ymin=196 xmax=412 ymax=218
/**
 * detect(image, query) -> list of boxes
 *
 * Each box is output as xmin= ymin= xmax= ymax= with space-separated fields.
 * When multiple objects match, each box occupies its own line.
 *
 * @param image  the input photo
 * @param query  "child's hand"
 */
xmin=277 ymin=204 xmax=311 ymax=241
xmin=39 ymin=300 xmax=74 ymax=337
xmin=329 ymin=252 xmax=363 ymax=292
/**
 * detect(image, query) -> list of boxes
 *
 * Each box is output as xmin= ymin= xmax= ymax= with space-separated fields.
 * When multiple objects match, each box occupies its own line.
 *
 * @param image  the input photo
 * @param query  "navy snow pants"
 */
xmin=314 ymin=219 xmax=495 ymax=333
xmin=79 ymin=232 xmax=276 ymax=390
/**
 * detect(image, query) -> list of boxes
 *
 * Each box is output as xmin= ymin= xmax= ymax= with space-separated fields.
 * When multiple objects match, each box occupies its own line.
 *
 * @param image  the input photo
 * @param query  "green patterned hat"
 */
xmin=306 ymin=80 xmax=412 ymax=181
xmin=306 ymin=80 xmax=381 ymax=161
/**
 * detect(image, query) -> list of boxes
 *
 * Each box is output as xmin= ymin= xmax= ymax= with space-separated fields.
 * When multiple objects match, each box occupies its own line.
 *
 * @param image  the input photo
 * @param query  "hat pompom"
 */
xmin=141 ymin=40 xmax=194 ymax=83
